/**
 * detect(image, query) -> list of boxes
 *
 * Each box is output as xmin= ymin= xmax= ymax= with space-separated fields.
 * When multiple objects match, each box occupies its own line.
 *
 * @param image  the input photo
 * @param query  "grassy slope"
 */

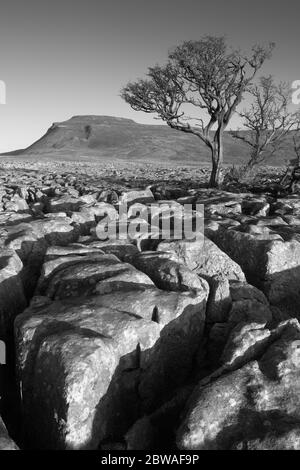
xmin=2 ymin=115 xmax=296 ymax=166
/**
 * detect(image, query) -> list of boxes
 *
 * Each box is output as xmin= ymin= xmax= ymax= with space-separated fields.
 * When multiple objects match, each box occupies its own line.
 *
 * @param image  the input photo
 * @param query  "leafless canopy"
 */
xmin=231 ymin=76 xmax=300 ymax=167
xmin=121 ymin=36 xmax=273 ymax=186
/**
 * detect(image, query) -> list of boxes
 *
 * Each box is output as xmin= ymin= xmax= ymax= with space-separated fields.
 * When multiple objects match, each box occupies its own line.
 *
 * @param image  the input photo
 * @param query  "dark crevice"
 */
xmin=151 ymin=306 xmax=159 ymax=323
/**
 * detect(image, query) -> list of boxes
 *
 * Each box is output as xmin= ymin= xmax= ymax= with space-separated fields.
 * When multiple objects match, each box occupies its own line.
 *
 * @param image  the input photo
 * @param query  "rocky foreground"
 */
xmin=0 ymin=161 xmax=300 ymax=450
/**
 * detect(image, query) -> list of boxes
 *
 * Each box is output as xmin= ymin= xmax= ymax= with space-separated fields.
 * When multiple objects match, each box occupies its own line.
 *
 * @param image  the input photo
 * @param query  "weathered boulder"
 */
xmin=221 ymin=322 xmax=271 ymax=369
xmin=15 ymin=298 xmax=160 ymax=449
xmin=205 ymin=202 xmax=242 ymax=217
xmin=242 ymin=224 xmax=281 ymax=240
xmin=0 ymin=212 xmax=33 ymax=227
xmin=157 ymin=237 xmax=245 ymax=282
xmin=44 ymin=244 xmax=105 ymax=261
xmin=227 ymin=298 xmax=272 ymax=326
xmin=131 ymin=251 xmax=209 ymax=293
xmin=254 ymin=216 xmax=287 ymax=227
xmin=86 ymin=283 xmax=207 ymax=327
xmin=177 ymin=319 xmax=300 ymax=450
xmin=70 ymin=208 xmax=97 ymax=234
xmin=46 ymin=196 xmax=85 ymax=213
xmin=119 ymin=189 xmax=155 ymax=207
xmin=0 ymin=217 xmax=80 ymax=298
xmin=211 ymin=227 xmax=300 ymax=315
xmin=204 ymin=281 xmax=272 ymax=370
xmin=229 ymin=281 xmax=269 ymax=305
xmin=92 ymin=282 xmax=209 ymax=411
xmin=16 ymin=276 xmax=208 ymax=449
xmin=36 ymin=253 xmax=154 ymax=299
xmin=282 ymin=215 xmax=300 ymax=226
xmin=0 ymin=224 xmax=48 ymax=298
xmin=272 ymin=198 xmax=300 ymax=216
xmin=4 ymin=194 xmax=30 ymax=213
xmin=210 ymin=228 xmax=272 ymax=284
xmin=97 ymin=189 xmax=119 ymax=204
xmin=241 ymin=199 xmax=270 ymax=217
xmin=30 ymin=217 xmax=80 ymax=246
xmin=0 ymin=249 xmax=27 ymax=342
xmin=83 ymin=240 xmax=139 ymax=262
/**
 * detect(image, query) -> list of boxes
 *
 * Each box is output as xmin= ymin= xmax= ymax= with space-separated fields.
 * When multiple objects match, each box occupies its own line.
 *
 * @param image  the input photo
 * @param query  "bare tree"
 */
xmin=121 ymin=36 xmax=273 ymax=187
xmin=292 ymin=129 xmax=300 ymax=165
xmin=279 ymin=123 xmax=300 ymax=191
xmin=231 ymin=76 xmax=300 ymax=168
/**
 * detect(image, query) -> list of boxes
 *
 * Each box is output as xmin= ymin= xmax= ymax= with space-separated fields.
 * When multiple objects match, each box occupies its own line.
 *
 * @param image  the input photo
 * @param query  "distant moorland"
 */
xmin=1 ymin=115 xmax=297 ymax=167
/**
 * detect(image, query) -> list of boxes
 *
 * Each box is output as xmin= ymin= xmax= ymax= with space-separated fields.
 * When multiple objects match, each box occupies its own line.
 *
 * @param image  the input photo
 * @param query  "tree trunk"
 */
xmin=246 ymin=151 xmax=260 ymax=169
xmin=209 ymin=127 xmax=223 ymax=188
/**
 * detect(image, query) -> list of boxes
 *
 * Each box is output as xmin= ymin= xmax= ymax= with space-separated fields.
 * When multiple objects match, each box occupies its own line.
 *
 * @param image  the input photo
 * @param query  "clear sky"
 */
xmin=0 ymin=0 xmax=299 ymax=152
